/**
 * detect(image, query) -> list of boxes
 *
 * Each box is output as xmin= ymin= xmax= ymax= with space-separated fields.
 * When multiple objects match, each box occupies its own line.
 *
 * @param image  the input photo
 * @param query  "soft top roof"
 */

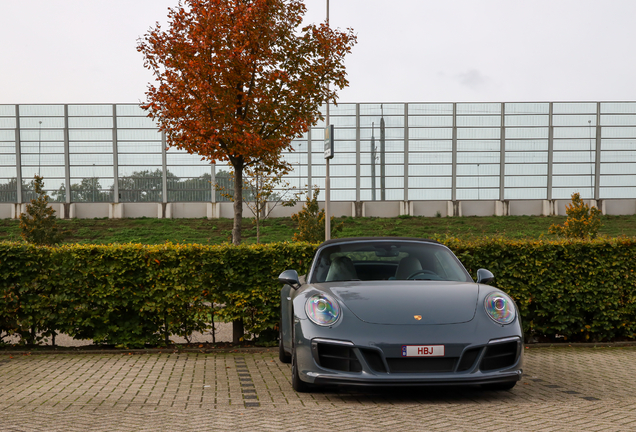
xmin=318 ymin=237 xmax=441 ymax=248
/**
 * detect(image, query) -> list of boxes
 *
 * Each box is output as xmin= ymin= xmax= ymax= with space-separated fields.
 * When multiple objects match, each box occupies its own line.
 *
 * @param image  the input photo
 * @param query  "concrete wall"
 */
xmin=364 ymin=201 xmax=401 ymax=217
xmin=169 ymin=202 xmax=207 ymax=219
xmin=508 ymin=200 xmax=546 ymax=216
xmin=602 ymin=199 xmax=636 ymax=216
xmin=3 ymin=199 xmax=636 ymax=220
xmin=411 ymin=201 xmax=448 ymax=217
xmin=121 ymin=203 xmax=159 ymax=219
xmin=70 ymin=203 xmax=110 ymax=219
xmin=0 ymin=204 xmax=13 ymax=219
xmin=267 ymin=201 xmax=305 ymax=218
xmin=461 ymin=201 xmax=498 ymax=217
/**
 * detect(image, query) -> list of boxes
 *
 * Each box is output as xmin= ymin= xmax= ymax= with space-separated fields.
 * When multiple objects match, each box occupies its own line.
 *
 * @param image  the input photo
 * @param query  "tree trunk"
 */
xmin=233 ymin=318 xmax=244 ymax=345
xmin=231 ymin=158 xmax=244 ymax=343
xmin=232 ymin=160 xmax=243 ymax=245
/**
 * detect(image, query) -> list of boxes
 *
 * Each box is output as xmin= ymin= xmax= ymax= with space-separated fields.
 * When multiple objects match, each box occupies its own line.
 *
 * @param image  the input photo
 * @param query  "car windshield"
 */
xmin=309 ymin=240 xmax=472 ymax=283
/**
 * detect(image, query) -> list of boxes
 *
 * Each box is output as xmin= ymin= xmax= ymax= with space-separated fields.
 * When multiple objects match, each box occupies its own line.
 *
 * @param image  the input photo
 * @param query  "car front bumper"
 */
xmin=294 ymin=319 xmax=524 ymax=387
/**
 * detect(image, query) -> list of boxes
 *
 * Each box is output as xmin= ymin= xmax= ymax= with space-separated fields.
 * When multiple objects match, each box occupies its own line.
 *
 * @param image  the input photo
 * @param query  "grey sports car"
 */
xmin=278 ymin=237 xmax=523 ymax=392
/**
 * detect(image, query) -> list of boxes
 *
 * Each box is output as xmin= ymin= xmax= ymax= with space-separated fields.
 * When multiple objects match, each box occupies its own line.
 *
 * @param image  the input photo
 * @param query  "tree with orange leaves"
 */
xmin=138 ymin=0 xmax=356 ymax=245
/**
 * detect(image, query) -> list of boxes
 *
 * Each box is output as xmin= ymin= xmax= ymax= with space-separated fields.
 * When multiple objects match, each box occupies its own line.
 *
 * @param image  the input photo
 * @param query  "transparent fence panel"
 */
xmin=3 ymin=102 xmax=636 ymax=205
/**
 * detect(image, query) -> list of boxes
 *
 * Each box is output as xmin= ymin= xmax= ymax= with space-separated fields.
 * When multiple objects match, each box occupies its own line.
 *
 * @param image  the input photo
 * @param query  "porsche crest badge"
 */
xmin=414 ymin=315 xmax=422 ymax=321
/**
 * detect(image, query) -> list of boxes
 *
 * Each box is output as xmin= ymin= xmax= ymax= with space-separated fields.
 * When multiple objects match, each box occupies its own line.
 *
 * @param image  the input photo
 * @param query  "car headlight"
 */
xmin=484 ymin=292 xmax=516 ymax=325
xmin=305 ymin=293 xmax=341 ymax=326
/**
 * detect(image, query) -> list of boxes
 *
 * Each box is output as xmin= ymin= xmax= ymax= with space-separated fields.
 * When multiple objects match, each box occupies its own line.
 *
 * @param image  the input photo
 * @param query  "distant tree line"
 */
xmin=0 ymin=170 xmax=246 ymax=203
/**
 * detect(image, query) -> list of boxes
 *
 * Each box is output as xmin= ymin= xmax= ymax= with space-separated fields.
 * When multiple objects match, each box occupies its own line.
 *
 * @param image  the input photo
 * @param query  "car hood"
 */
xmin=319 ymin=281 xmax=480 ymax=325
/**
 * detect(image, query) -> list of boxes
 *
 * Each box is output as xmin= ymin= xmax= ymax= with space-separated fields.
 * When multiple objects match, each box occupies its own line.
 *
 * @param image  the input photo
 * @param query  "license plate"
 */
xmin=402 ymin=345 xmax=445 ymax=357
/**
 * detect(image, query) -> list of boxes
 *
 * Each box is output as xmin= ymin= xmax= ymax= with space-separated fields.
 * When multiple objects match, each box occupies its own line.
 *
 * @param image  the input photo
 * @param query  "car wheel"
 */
xmin=279 ymin=330 xmax=291 ymax=364
xmin=482 ymin=381 xmax=517 ymax=391
xmin=291 ymin=346 xmax=311 ymax=393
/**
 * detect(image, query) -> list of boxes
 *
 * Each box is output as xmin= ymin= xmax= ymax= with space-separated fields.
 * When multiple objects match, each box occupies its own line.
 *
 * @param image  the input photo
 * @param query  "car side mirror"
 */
xmin=278 ymin=269 xmax=301 ymax=289
xmin=476 ymin=268 xmax=495 ymax=285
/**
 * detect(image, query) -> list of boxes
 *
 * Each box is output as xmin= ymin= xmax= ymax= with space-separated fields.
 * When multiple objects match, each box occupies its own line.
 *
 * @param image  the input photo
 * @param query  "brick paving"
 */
xmin=1 ymin=347 xmax=635 ymax=431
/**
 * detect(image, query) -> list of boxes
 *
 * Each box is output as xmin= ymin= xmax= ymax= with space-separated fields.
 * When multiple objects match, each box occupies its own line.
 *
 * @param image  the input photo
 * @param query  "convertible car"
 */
xmin=278 ymin=237 xmax=523 ymax=392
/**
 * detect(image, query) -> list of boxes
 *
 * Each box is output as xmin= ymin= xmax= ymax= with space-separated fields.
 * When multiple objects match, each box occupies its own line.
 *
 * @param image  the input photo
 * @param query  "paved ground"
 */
xmin=1 ymin=347 xmax=635 ymax=431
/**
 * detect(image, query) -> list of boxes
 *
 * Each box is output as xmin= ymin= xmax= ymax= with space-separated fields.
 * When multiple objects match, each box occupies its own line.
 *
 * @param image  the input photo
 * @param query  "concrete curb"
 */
xmin=0 ymin=346 xmax=278 ymax=356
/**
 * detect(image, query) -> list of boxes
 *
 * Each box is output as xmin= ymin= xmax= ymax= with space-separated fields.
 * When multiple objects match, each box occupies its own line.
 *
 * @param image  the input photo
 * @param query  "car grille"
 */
xmin=386 ymin=357 xmax=457 ymax=373
xmin=315 ymin=343 xmax=362 ymax=372
xmin=480 ymin=341 xmax=518 ymax=371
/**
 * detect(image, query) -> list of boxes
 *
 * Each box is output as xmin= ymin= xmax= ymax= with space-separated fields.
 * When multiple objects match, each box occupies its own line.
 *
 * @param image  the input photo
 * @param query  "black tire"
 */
xmin=279 ymin=331 xmax=291 ymax=364
xmin=482 ymin=381 xmax=517 ymax=391
xmin=291 ymin=347 xmax=311 ymax=393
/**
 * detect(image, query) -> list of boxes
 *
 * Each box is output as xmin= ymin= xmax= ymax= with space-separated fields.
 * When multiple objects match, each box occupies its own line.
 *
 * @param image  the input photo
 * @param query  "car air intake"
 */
xmin=480 ymin=342 xmax=518 ymax=371
xmin=386 ymin=357 xmax=457 ymax=373
xmin=360 ymin=349 xmax=387 ymax=373
xmin=457 ymin=347 xmax=482 ymax=372
xmin=316 ymin=343 xmax=362 ymax=372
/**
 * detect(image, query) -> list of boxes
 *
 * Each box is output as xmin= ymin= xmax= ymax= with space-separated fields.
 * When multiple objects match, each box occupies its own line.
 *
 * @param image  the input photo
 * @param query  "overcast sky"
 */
xmin=1 ymin=0 xmax=635 ymax=104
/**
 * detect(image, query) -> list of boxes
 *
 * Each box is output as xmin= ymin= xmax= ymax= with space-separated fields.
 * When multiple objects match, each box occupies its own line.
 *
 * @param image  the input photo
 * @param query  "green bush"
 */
xmin=447 ymin=237 xmax=636 ymax=342
xmin=1 ymin=238 xmax=635 ymax=346
xmin=549 ymin=192 xmax=603 ymax=239
xmin=19 ymin=175 xmax=64 ymax=245
xmin=0 ymin=241 xmax=315 ymax=347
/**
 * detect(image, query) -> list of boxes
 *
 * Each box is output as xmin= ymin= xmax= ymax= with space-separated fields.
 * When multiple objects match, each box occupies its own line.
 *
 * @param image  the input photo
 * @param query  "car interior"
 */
xmin=311 ymin=242 xmax=471 ymax=283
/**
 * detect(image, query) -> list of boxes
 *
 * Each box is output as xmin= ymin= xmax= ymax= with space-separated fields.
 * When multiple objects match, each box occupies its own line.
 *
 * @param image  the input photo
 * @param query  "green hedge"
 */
xmin=446 ymin=237 xmax=636 ymax=342
xmin=1 ymin=238 xmax=635 ymax=346
xmin=0 ymin=242 xmax=314 ymax=347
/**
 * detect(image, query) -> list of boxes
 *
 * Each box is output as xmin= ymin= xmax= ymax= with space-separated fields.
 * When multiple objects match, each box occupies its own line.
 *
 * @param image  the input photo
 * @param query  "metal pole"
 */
xmin=547 ymin=103 xmax=554 ymax=201
xmin=499 ymin=102 xmax=505 ymax=201
xmin=15 ymin=105 xmax=22 ymax=205
xmin=380 ymin=106 xmax=385 ymax=201
xmin=451 ymin=103 xmax=457 ymax=203
xmin=112 ymin=104 xmax=119 ymax=203
xmin=38 ymin=121 xmax=42 ymax=176
xmin=589 ymin=119 xmax=593 ymax=199
xmin=161 ymin=131 xmax=168 ymax=204
xmin=355 ymin=103 xmax=360 ymax=202
xmin=404 ymin=103 xmax=409 ymax=202
xmin=595 ymin=102 xmax=601 ymax=201
xmin=371 ymin=123 xmax=376 ymax=201
xmin=211 ymin=164 xmax=216 ymax=203
xmin=63 ymin=105 xmax=71 ymax=205
xmin=324 ymin=0 xmax=330 ymax=241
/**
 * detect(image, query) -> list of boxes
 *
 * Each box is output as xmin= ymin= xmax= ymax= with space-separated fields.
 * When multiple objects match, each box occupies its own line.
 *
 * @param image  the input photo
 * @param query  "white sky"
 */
xmin=1 ymin=0 xmax=635 ymax=104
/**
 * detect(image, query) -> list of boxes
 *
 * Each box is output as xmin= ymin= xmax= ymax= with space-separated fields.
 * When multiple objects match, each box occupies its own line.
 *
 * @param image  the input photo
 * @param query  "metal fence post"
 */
xmin=451 ymin=103 xmax=457 ymax=203
xmin=161 ymin=131 xmax=168 ymax=203
xmin=404 ymin=103 xmax=409 ymax=202
xmin=499 ymin=103 xmax=506 ymax=201
xmin=15 ymin=104 xmax=22 ymax=205
xmin=112 ymin=104 xmax=119 ymax=203
xmin=547 ymin=102 xmax=554 ymax=201
xmin=595 ymin=102 xmax=601 ymax=201
xmin=63 ymin=104 xmax=71 ymax=204
xmin=355 ymin=103 xmax=361 ymax=202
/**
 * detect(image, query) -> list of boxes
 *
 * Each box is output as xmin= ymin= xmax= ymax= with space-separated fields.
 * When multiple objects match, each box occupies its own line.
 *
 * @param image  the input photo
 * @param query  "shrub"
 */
xmin=291 ymin=188 xmax=343 ymax=243
xmin=19 ymin=175 xmax=64 ymax=245
xmin=549 ymin=192 xmax=603 ymax=239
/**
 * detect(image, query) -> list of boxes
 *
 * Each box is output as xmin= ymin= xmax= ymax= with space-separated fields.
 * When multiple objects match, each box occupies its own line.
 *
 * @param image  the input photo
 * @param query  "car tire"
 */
xmin=279 ymin=330 xmax=291 ymax=364
xmin=482 ymin=381 xmax=517 ymax=391
xmin=291 ymin=347 xmax=311 ymax=393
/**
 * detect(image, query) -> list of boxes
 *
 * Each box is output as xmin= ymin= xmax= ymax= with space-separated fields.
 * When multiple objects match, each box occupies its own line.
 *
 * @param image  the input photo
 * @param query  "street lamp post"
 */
xmin=324 ymin=0 xmax=331 ymax=240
